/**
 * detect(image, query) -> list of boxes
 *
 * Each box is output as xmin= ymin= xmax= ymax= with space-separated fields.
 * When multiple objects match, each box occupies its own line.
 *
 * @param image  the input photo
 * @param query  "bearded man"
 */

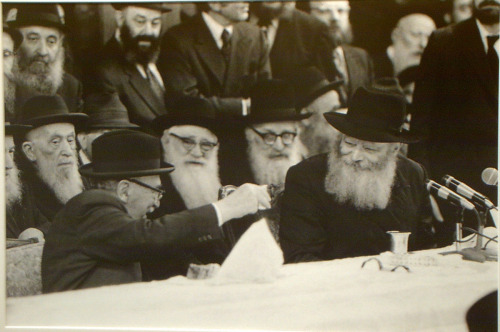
xmin=3 ymin=24 xmax=22 ymax=120
xmin=308 ymin=0 xmax=373 ymax=100
xmin=7 ymin=4 xmax=83 ymax=115
xmin=280 ymin=85 xmax=435 ymax=263
xmin=14 ymin=95 xmax=88 ymax=235
xmin=95 ymin=3 xmax=171 ymax=127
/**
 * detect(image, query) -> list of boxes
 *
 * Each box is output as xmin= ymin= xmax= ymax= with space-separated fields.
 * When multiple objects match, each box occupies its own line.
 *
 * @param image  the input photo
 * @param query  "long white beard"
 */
xmin=246 ymin=138 xmax=304 ymax=185
xmin=167 ymin=153 xmax=222 ymax=210
xmin=324 ymin=147 xmax=398 ymax=210
xmin=37 ymin=158 xmax=83 ymax=204
xmin=6 ymin=166 xmax=22 ymax=209
xmin=14 ymin=46 xmax=65 ymax=95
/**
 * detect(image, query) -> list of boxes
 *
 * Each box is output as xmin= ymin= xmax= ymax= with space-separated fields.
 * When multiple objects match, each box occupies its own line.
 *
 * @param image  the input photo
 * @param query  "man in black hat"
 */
xmin=77 ymin=92 xmax=139 ymax=165
xmin=42 ymin=130 xmax=271 ymax=293
xmin=289 ymin=66 xmax=344 ymax=157
xmin=7 ymin=4 xmax=83 ymax=114
xmin=3 ymin=24 xmax=22 ymax=120
xmin=94 ymin=3 xmax=171 ymax=127
xmin=14 ymin=95 xmax=88 ymax=235
xmin=280 ymin=85 xmax=435 ymax=263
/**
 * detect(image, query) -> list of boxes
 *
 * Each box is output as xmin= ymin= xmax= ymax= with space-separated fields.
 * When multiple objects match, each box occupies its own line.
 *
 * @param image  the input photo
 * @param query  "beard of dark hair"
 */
xmin=120 ymin=24 xmax=160 ymax=66
xmin=6 ymin=164 xmax=22 ymax=209
xmin=14 ymin=45 xmax=64 ymax=95
xmin=328 ymin=21 xmax=354 ymax=47
xmin=4 ymin=75 xmax=16 ymax=120
xmin=256 ymin=3 xmax=284 ymax=25
xmin=324 ymin=135 xmax=398 ymax=210
xmin=474 ymin=1 xmax=500 ymax=24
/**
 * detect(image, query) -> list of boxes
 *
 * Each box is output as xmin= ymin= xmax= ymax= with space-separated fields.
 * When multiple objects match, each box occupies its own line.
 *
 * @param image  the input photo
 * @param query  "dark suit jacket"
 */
xmin=15 ymin=72 xmax=83 ymax=116
xmin=42 ymin=190 xmax=222 ymax=293
xmin=342 ymin=44 xmax=374 ymax=97
xmin=410 ymin=18 xmax=498 ymax=202
xmin=94 ymin=38 xmax=167 ymax=127
xmin=280 ymin=154 xmax=434 ymax=263
xmin=269 ymin=9 xmax=335 ymax=81
xmin=158 ymin=14 xmax=271 ymax=116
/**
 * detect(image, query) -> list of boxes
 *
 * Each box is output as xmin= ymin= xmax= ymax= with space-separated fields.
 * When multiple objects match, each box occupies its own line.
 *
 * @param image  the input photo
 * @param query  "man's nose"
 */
xmin=37 ymin=41 xmax=49 ymax=56
xmin=419 ymin=35 xmax=429 ymax=49
xmin=329 ymin=9 xmax=340 ymax=21
xmin=351 ymin=147 xmax=365 ymax=163
xmin=144 ymin=22 xmax=153 ymax=35
xmin=189 ymin=144 xmax=204 ymax=158
xmin=272 ymin=137 xmax=285 ymax=151
xmin=60 ymin=140 xmax=73 ymax=156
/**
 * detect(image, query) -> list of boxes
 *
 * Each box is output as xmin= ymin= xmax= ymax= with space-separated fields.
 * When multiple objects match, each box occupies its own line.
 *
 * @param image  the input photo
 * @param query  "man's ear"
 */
xmin=115 ymin=9 xmax=125 ymax=28
xmin=117 ymin=180 xmax=130 ymax=203
xmin=22 ymin=142 xmax=36 ymax=162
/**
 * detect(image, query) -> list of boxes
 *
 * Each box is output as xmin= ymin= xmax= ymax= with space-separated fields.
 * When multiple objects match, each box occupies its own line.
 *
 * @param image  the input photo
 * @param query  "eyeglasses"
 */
xmin=126 ymin=178 xmax=165 ymax=198
xmin=3 ymin=50 xmax=16 ymax=58
xmin=250 ymin=127 xmax=297 ymax=146
xmin=169 ymin=133 xmax=218 ymax=152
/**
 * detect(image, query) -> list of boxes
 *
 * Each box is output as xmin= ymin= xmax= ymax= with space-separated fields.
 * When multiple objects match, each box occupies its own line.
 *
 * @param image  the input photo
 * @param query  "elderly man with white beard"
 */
xmin=14 ymin=95 xmax=88 ymax=236
xmin=280 ymin=85 xmax=435 ymax=263
xmin=7 ymin=4 xmax=83 ymax=115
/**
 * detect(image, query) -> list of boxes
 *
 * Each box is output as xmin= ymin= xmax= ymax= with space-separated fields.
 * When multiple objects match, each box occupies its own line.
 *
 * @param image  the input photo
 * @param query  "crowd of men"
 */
xmin=3 ymin=0 xmax=498 ymax=293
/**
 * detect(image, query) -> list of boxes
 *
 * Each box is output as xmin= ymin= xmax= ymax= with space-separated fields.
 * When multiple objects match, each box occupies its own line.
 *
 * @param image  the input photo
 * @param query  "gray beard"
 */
xmin=246 ymin=137 xmax=303 ymax=185
xmin=36 ymin=160 xmax=83 ymax=204
xmin=166 ymin=153 xmax=222 ymax=210
xmin=324 ymin=147 xmax=398 ymax=211
xmin=6 ymin=167 xmax=22 ymax=209
xmin=4 ymin=76 xmax=16 ymax=118
xmin=14 ymin=47 xmax=65 ymax=95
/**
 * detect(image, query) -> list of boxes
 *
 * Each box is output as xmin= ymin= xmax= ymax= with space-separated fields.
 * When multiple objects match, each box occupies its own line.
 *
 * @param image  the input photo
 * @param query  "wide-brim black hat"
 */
xmin=244 ymin=79 xmax=311 ymax=124
xmin=3 ymin=23 xmax=23 ymax=50
xmin=323 ymin=85 xmax=419 ymax=143
xmin=5 ymin=122 xmax=31 ymax=136
xmin=112 ymin=3 xmax=172 ymax=13
xmin=152 ymin=95 xmax=220 ymax=136
xmin=82 ymin=93 xmax=140 ymax=130
xmin=80 ymin=130 xmax=174 ymax=178
xmin=7 ymin=4 xmax=67 ymax=32
xmin=289 ymin=66 xmax=344 ymax=111
xmin=18 ymin=95 xmax=88 ymax=128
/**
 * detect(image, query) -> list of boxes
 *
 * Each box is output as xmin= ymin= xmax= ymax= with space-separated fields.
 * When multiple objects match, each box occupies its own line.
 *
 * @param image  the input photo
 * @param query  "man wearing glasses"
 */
xmin=42 ymin=130 xmax=271 ymax=293
xmin=280 ymin=84 xmax=435 ymax=263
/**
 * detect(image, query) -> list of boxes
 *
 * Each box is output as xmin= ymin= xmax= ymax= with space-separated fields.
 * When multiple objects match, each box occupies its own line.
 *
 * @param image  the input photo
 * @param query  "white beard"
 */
xmin=6 ymin=166 xmax=22 ymax=209
xmin=246 ymin=136 xmax=304 ymax=185
xmin=166 ymin=150 xmax=222 ymax=210
xmin=36 ymin=157 xmax=83 ymax=204
xmin=324 ymin=144 xmax=398 ymax=210
xmin=14 ymin=46 xmax=65 ymax=95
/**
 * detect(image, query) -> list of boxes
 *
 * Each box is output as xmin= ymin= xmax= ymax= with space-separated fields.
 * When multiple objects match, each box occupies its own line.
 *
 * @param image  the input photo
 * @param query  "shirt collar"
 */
xmin=202 ymin=12 xmax=234 ymax=49
xmin=476 ymin=19 xmax=500 ymax=53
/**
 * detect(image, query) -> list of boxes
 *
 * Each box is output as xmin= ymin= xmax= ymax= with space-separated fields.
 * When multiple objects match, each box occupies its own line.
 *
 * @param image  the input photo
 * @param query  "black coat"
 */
xmin=42 ymin=189 xmax=222 ymax=293
xmin=410 ymin=18 xmax=498 ymax=203
xmin=280 ymin=154 xmax=435 ymax=263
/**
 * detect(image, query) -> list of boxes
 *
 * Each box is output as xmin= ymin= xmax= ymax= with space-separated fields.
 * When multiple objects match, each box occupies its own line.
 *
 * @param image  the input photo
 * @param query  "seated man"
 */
xmin=42 ymin=130 xmax=271 ymax=293
xmin=14 ymin=95 xmax=88 ymax=236
xmin=280 ymin=85 xmax=435 ymax=263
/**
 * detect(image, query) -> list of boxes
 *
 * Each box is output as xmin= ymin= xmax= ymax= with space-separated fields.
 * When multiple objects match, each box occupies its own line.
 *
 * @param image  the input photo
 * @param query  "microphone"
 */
xmin=442 ymin=175 xmax=495 ymax=210
xmin=482 ymin=168 xmax=498 ymax=186
xmin=426 ymin=180 xmax=475 ymax=211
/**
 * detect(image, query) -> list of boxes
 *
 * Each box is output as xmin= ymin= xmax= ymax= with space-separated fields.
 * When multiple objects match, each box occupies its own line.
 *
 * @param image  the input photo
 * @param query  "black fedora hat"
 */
xmin=245 ymin=79 xmax=311 ymax=124
xmin=5 ymin=122 xmax=31 ymax=136
xmin=82 ymin=93 xmax=139 ymax=130
xmin=152 ymin=95 xmax=220 ymax=136
xmin=323 ymin=84 xmax=419 ymax=143
xmin=18 ymin=95 xmax=88 ymax=128
xmin=80 ymin=130 xmax=174 ymax=178
xmin=112 ymin=3 xmax=172 ymax=13
xmin=3 ymin=23 xmax=23 ymax=50
xmin=6 ymin=4 xmax=67 ymax=32
xmin=289 ymin=66 xmax=344 ymax=111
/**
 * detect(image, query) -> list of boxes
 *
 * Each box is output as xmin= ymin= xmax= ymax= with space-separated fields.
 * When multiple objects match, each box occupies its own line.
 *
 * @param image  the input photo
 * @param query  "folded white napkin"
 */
xmin=212 ymin=219 xmax=284 ymax=284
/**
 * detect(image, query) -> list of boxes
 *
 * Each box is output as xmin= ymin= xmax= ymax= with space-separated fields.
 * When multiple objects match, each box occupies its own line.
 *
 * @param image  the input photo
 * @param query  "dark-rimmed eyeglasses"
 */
xmin=169 ymin=133 xmax=218 ymax=152
xmin=250 ymin=127 xmax=297 ymax=146
xmin=126 ymin=178 xmax=165 ymax=198
xmin=3 ymin=50 xmax=16 ymax=58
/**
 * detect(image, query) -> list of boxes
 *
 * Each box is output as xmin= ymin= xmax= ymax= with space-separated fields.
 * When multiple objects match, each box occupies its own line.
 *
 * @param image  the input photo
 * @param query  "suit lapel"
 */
xmin=126 ymin=65 xmax=164 ymax=117
xmin=457 ymin=19 xmax=497 ymax=99
xmin=194 ymin=16 xmax=226 ymax=87
xmin=225 ymin=25 xmax=252 ymax=90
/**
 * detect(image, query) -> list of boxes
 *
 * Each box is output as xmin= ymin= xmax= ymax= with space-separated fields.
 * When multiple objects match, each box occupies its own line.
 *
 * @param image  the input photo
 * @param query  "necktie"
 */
xmin=221 ymin=29 xmax=231 ymax=63
xmin=145 ymin=66 xmax=165 ymax=108
xmin=487 ymin=35 xmax=499 ymax=83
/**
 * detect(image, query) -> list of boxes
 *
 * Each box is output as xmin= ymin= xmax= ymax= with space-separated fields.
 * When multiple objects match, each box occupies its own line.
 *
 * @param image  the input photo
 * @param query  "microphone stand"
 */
xmin=459 ymin=208 xmax=497 ymax=262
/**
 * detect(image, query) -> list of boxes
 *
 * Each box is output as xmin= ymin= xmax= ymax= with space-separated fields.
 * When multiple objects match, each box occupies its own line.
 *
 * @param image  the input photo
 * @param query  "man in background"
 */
xmin=3 ymin=24 xmax=22 ymax=120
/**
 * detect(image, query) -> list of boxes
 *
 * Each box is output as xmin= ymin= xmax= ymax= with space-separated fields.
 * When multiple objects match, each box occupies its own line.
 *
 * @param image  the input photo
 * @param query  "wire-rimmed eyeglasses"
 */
xmin=169 ymin=133 xmax=218 ymax=152
xmin=250 ymin=127 xmax=297 ymax=146
xmin=126 ymin=178 xmax=165 ymax=198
